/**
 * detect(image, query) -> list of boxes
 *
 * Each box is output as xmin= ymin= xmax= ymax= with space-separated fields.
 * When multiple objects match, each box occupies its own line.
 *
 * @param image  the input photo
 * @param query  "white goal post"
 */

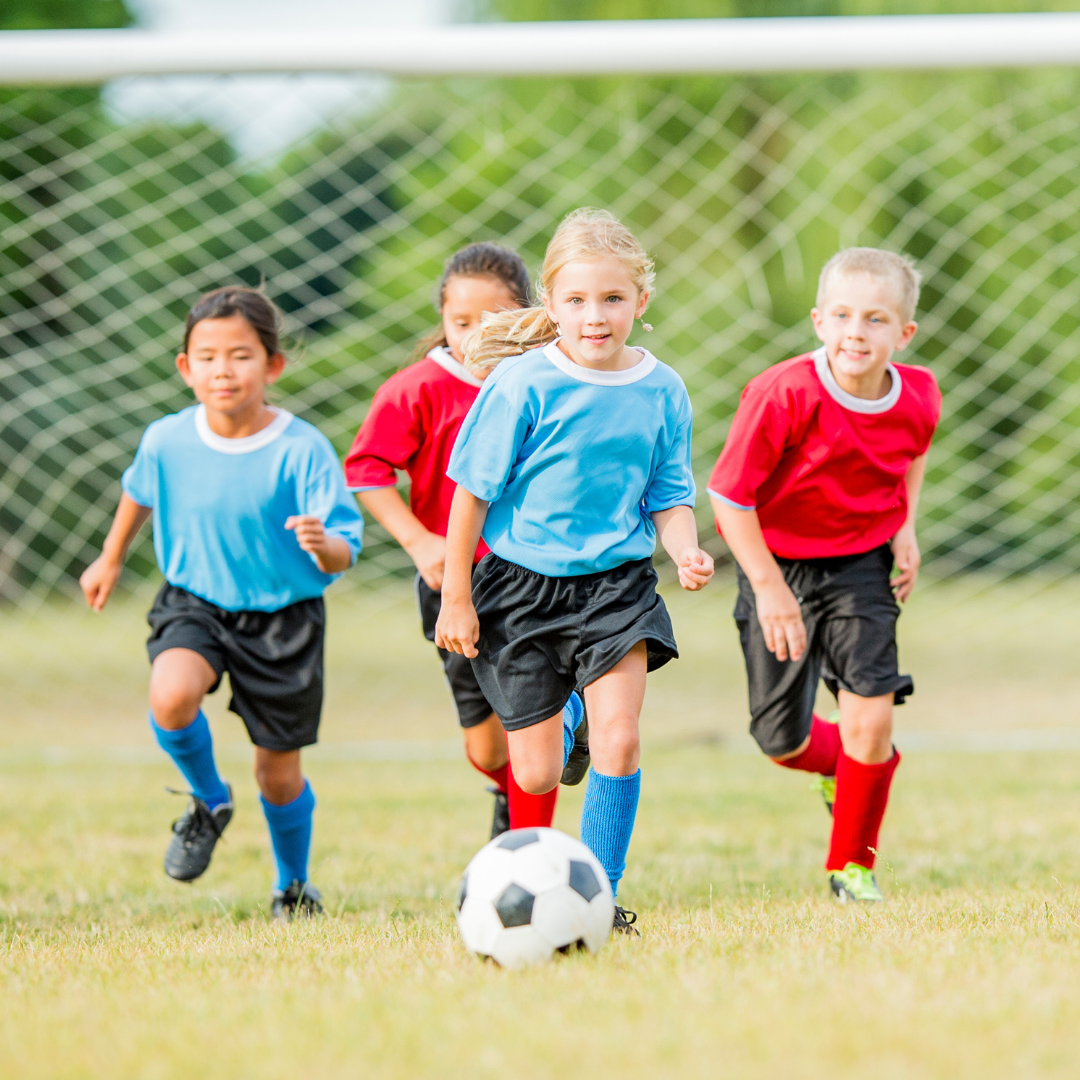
xmin=1 ymin=13 xmax=1080 ymax=83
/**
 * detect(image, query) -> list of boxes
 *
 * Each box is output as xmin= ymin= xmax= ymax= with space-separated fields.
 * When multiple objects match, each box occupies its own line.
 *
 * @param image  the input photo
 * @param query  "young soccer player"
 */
xmin=708 ymin=248 xmax=941 ymax=903
xmin=436 ymin=209 xmax=714 ymax=934
xmin=79 ymin=287 xmax=364 ymax=920
xmin=344 ymin=243 xmax=583 ymax=839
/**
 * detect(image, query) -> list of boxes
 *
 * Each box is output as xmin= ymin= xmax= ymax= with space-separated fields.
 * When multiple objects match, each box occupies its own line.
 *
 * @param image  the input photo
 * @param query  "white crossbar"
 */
xmin=1 ymin=13 xmax=1080 ymax=84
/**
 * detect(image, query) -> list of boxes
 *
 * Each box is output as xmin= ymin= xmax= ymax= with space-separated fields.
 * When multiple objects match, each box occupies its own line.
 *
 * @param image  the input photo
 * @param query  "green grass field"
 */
xmin=3 ymin=577 xmax=1080 ymax=1078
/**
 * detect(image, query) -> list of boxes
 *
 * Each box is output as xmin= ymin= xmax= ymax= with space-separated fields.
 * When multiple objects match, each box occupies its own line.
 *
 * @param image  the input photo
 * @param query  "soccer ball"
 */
xmin=455 ymin=827 xmax=615 ymax=969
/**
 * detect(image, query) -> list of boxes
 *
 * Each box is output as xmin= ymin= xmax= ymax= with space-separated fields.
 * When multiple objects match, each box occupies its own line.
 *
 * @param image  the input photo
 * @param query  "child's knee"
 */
xmin=148 ymin=678 xmax=203 ymax=730
xmin=512 ymin=758 xmax=561 ymax=795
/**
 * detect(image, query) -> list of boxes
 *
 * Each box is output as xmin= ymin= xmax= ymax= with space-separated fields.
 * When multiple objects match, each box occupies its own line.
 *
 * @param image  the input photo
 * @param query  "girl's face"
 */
xmin=442 ymin=275 xmax=520 ymax=364
xmin=543 ymin=257 xmax=648 ymax=368
xmin=176 ymin=314 xmax=284 ymax=417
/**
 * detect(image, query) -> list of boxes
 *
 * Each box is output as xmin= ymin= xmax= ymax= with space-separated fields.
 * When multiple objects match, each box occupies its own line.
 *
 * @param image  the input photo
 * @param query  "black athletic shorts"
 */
xmin=470 ymin=554 xmax=678 ymax=731
xmin=146 ymin=583 xmax=324 ymax=752
xmin=416 ymin=574 xmax=495 ymax=729
xmin=735 ymin=543 xmax=913 ymax=758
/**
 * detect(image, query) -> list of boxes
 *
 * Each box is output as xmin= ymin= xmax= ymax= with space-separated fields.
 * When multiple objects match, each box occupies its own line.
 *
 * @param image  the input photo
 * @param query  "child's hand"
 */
xmin=755 ymin=578 xmax=806 ymax=662
xmin=286 ymin=515 xmax=352 ymax=574
xmin=677 ymin=547 xmax=714 ymax=591
xmin=890 ymin=524 xmax=921 ymax=603
xmin=405 ymin=531 xmax=448 ymax=592
xmin=435 ymin=598 xmax=480 ymax=658
xmin=80 ymin=555 xmax=122 ymax=612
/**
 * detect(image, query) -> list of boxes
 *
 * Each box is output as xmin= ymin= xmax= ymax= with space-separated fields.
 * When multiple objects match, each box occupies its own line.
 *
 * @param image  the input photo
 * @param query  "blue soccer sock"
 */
xmin=562 ymin=691 xmax=584 ymax=768
xmin=580 ymin=768 xmax=641 ymax=898
xmin=261 ymin=780 xmax=316 ymax=891
xmin=150 ymin=710 xmax=230 ymax=811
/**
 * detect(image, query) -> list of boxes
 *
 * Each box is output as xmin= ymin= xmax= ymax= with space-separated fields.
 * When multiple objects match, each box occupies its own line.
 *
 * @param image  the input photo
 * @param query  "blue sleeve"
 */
xmin=643 ymin=385 xmax=696 ymax=513
xmin=120 ymin=426 xmax=157 ymax=508
xmin=447 ymin=378 xmax=531 ymax=503
xmin=298 ymin=434 xmax=365 ymax=564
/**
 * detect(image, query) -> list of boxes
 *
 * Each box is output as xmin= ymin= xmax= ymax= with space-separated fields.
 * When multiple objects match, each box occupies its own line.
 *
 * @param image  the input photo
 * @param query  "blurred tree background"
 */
xmin=2 ymin=0 xmax=1080 ymax=602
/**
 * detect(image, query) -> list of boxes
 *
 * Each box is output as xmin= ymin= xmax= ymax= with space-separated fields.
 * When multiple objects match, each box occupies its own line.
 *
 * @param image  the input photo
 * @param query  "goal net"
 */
xmin=3 ymin=25 xmax=1080 ymax=608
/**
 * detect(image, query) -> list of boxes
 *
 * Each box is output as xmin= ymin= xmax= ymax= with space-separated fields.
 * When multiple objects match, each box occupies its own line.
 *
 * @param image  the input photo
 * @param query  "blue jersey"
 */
xmin=122 ymin=405 xmax=364 ymax=612
xmin=447 ymin=343 xmax=695 ymax=577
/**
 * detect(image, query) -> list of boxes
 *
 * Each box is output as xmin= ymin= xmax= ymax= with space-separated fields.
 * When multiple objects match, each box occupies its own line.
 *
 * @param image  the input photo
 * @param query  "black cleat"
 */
xmin=163 ymin=784 xmax=233 ymax=882
xmin=561 ymin=700 xmax=590 ymax=786
xmin=488 ymin=785 xmax=510 ymax=839
xmin=271 ymin=880 xmax=324 ymax=922
xmin=612 ymin=905 xmax=640 ymax=936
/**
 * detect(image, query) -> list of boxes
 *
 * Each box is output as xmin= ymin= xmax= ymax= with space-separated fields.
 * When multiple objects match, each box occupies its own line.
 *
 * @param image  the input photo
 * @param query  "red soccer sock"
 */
xmin=826 ymin=748 xmax=901 ymax=871
xmin=506 ymin=758 xmax=558 ymax=829
xmin=466 ymin=753 xmax=508 ymax=794
xmin=774 ymin=714 xmax=842 ymax=775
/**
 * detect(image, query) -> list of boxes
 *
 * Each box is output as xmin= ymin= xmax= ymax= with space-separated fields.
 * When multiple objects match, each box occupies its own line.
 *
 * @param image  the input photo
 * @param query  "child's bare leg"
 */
xmin=828 ymin=689 xmax=900 ymax=877
xmin=506 ymin=714 xmax=564 ymax=794
xmin=583 ymin=641 xmax=647 ymax=776
xmin=256 ymin=747 xmax=317 ymax=893
xmin=148 ymin=648 xmax=217 ymax=729
xmin=837 ymin=690 xmax=893 ymax=764
xmin=463 ymin=713 xmax=508 ymax=772
xmin=254 ymin=748 xmax=304 ymax=805
xmin=580 ymin=642 xmax=647 ymax=900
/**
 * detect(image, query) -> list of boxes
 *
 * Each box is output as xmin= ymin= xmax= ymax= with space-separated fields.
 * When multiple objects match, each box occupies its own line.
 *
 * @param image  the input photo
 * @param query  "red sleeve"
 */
xmin=707 ymin=375 xmax=795 ymax=510
xmin=343 ymin=374 xmax=424 ymax=490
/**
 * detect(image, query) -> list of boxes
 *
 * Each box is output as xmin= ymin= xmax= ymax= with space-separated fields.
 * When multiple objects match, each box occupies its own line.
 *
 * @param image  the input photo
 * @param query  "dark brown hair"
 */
xmin=183 ymin=286 xmax=283 ymax=358
xmin=413 ymin=243 xmax=531 ymax=359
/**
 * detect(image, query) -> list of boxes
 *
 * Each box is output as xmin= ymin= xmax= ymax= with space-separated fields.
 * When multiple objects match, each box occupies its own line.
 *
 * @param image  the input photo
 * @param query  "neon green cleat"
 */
xmin=824 ymin=710 xmax=840 ymax=724
xmin=809 ymin=774 xmax=836 ymax=816
xmin=829 ymin=863 xmax=884 ymax=903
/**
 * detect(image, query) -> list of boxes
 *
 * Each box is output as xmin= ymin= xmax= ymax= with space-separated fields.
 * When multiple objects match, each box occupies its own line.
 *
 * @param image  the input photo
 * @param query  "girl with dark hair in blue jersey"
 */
xmin=435 ymin=209 xmax=714 ymax=935
xmin=80 ymin=287 xmax=364 ymax=919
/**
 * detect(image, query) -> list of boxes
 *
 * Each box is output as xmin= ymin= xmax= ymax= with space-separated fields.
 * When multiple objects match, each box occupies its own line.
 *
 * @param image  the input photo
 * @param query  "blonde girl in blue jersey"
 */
xmin=436 ymin=209 xmax=714 ymax=934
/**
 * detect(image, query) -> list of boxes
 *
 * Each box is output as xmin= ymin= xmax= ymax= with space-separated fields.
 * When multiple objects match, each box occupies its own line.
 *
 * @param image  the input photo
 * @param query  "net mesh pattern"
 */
xmin=3 ymin=70 xmax=1080 ymax=607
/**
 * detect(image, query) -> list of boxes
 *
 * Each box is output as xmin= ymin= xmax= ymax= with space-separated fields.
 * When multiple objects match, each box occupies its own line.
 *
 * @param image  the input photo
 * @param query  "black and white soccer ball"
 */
xmin=455 ymin=827 xmax=615 ymax=968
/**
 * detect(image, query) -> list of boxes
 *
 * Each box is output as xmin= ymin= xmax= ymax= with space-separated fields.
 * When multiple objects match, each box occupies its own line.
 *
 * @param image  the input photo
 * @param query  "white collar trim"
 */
xmin=194 ymin=404 xmax=293 ymax=454
xmin=429 ymin=346 xmax=483 ymax=388
xmin=813 ymin=346 xmax=902 ymax=414
xmin=542 ymin=341 xmax=657 ymax=386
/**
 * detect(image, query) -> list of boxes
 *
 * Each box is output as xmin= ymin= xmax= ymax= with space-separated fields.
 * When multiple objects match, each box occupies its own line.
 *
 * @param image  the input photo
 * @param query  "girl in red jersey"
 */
xmin=345 ymin=244 xmax=571 ymax=837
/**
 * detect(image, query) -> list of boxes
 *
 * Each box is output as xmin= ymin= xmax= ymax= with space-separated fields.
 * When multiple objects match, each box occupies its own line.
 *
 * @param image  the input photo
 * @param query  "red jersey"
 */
xmin=708 ymin=348 xmax=941 ymax=559
xmin=344 ymin=348 xmax=490 ymax=560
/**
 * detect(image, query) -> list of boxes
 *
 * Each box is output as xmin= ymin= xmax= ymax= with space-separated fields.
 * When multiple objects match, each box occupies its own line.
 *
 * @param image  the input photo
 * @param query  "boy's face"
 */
xmin=811 ymin=273 xmax=917 ymax=385
xmin=176 ymin=314 xmax=284 ymax=417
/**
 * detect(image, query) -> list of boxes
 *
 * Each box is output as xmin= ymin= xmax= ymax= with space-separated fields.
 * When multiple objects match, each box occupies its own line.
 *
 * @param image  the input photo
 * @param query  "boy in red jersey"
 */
xmin=709 ymin=248 xmax=941 ymax=902
xmin=345 ymin=243 xmax=576 ymax=838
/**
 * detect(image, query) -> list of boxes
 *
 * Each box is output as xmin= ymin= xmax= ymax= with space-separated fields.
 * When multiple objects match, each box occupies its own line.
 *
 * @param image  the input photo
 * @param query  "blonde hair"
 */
xmin=816 ymin=247 xmax=922 ymax=324
xmin=461 ymin=208 xmax=655 ymax=374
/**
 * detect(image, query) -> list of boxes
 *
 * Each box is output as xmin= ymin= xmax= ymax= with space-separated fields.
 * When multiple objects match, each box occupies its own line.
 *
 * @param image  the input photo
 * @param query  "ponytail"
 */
xmin=462 ymin=305 xmax=559 ymax=375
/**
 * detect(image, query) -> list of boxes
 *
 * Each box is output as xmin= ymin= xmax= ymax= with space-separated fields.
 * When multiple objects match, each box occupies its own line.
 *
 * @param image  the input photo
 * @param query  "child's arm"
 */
xmin=651 ymin=505 xmax=714 ymax=591
xmin=80 ymin=494 xmax=152 ymax=611
xmin=357 ymin=487 xmax=447 ymax=591
xmin=711 ymin=499 xmax=806 ymax=662
xmin=890 ymin=451 xmax=928 ymax=603
xmin=434 ymin=486 xmax=488 ymax=658
xmin=285 ymin=516 xmax=354 ymax=574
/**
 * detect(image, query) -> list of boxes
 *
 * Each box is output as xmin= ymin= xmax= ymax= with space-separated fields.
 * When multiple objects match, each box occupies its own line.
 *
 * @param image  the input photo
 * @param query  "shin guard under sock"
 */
xmin=150 ymin=710 xmax=230 ymax=810
xmin=261 ymin=780 xmax=316 ymax=890
xmin=580 ymin=768 xmax=640 ymax=897
xmin=826 ymin=749 xmax=900 ymax=871
xmin=774 ymin=714 xmax=842 ymax=775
